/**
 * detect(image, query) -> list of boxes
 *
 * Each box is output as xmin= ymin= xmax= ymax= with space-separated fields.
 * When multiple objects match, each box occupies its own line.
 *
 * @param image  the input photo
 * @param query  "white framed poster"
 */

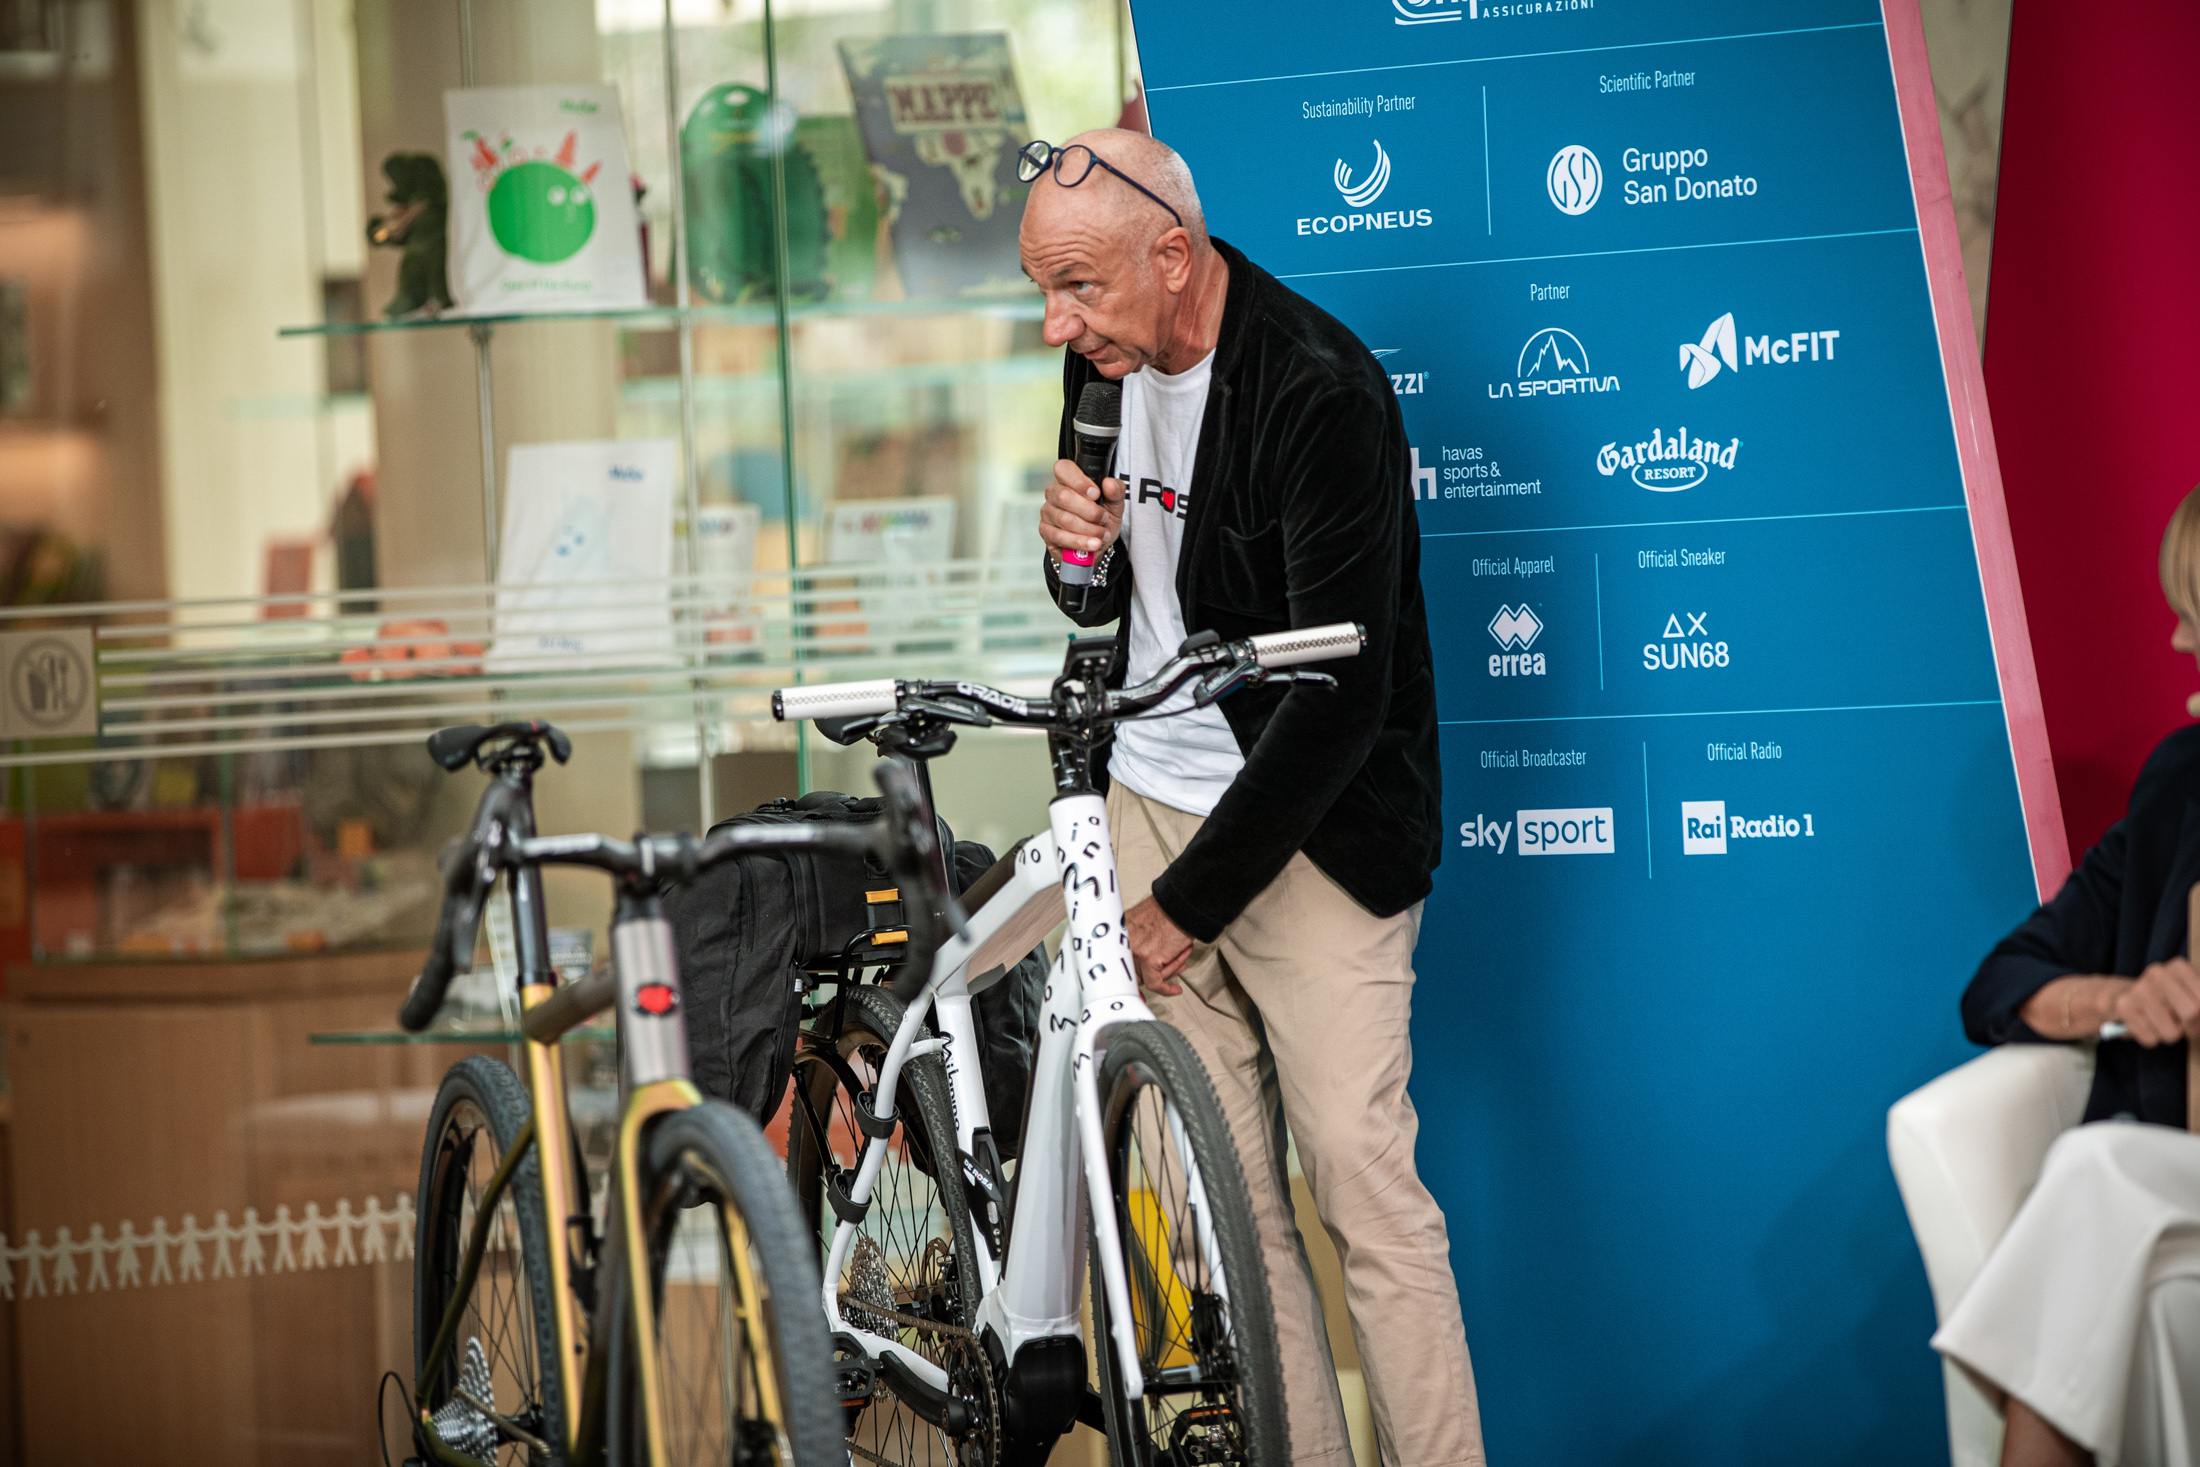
xmin=445 ymin=84 xmax=648 ymax=314
xmin=490 ymin=439 xmax=675 ymax=671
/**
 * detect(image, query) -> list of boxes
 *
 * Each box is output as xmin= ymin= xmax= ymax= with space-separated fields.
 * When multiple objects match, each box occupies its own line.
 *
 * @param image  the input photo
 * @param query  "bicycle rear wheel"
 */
xmin=1091 ymin=1021 xmax=1288 ymax=1467
xmin=786 ymin=982 xmax=995 ymax=1467
xmin=413 ymin=1054 xmax=567 ymax=1466
xmin=605 ymin=1099 xmax=845 ymax=1467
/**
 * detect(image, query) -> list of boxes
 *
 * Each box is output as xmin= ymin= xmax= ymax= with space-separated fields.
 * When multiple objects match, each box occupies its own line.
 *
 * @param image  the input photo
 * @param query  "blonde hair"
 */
xmin=2162 ymin=484 xmax=2200 ymax=624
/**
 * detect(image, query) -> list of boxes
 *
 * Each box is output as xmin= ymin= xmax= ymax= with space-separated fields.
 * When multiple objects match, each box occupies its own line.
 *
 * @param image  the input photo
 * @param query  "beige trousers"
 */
xmin=1108 ymin=782 xmax=1486 ymax=1467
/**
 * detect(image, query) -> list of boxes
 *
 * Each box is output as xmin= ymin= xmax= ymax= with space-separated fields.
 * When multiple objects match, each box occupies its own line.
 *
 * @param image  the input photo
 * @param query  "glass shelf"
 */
xmin=308 ymin=1025 xmax=616 ymax=1045
xmin=280 ymin=292 xmax=1043 ymax=339
xmin=619 ymin=349 xmax=1062 ymax=404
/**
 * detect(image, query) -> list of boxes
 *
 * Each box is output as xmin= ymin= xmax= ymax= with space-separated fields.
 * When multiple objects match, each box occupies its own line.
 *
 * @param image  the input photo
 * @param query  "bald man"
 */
xmin=1024 ymin=130 xmax=1484 ymax=1467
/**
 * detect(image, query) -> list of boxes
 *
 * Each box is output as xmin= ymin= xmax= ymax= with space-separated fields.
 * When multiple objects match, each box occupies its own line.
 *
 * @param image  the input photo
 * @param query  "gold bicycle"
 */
xmin=396 ymin=720 xmax=953 ymax=1466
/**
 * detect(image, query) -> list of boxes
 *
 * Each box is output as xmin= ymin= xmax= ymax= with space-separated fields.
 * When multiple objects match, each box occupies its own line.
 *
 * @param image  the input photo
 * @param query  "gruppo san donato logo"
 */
xmin=1547 ymin=145 xmax=1602 ymax=214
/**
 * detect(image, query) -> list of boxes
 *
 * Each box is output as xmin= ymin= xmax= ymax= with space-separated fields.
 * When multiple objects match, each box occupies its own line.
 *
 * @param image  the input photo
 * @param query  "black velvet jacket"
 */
xmin=1964 ymin=724 xmax=2200 ymax=1128
xmin=1042 ymin=238 xmax=1441 ymax=942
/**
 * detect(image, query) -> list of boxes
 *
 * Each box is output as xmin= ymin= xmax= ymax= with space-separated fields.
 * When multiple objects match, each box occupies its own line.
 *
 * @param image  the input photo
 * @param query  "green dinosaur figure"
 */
xmin=681 ymin=84 xmax=830 ymax=303
xmin=367 ymin=152 xmax=452 ymax=318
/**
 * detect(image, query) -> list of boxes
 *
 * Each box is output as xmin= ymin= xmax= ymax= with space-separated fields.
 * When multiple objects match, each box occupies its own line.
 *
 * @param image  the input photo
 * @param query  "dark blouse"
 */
xmin=1964 ymin=725 xmax=2200 ymax=1128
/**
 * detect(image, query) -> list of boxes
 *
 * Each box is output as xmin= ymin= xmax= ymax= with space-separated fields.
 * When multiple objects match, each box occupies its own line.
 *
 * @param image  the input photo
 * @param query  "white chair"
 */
xmin=1887 ymin=1043 xmax=2094 ymax=1467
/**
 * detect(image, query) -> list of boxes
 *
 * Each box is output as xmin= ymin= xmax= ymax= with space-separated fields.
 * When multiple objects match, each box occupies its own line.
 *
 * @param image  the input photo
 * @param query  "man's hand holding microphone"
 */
xmin=1042 ymin=381 xmax=1126 ymax=590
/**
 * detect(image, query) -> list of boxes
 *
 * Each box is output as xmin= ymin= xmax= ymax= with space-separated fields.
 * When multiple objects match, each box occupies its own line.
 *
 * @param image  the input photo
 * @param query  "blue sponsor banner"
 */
xmin=1136 ymin=3 xmax=2044 ymax=1460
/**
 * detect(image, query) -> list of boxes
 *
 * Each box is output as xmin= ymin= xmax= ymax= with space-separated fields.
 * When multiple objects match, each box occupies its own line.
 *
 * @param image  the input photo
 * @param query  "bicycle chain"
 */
xmin=838 ymin=1238 xmax=999 ymax=1466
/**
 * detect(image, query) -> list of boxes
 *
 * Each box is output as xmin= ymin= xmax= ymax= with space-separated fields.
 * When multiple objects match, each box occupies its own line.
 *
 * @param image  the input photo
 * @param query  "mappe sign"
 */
xmin=1130 ymin=1 xmax=2062 ymax=1460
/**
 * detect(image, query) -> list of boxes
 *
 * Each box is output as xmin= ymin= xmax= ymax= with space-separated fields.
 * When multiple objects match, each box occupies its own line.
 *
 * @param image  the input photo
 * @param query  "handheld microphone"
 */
xmin=1059 ymin=381 xmax=1121 ymax=591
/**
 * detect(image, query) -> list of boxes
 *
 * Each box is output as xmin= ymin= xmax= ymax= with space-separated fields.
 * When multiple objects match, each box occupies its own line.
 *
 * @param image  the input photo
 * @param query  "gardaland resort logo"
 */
xmin=1596 ymin=427 xmax=1741 ymax=492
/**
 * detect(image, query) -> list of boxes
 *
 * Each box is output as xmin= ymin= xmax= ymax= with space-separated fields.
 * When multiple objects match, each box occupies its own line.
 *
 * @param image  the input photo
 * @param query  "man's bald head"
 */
xmin=1018 ymin=129 xmax=1225 ymax=378
xmin=1023 ymin=129 xmax=1208 ymax=255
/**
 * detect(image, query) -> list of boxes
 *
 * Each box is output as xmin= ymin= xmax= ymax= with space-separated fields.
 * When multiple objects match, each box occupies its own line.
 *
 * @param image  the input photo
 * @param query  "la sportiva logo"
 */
xmin=1298 ymin=141 xmax=1433 ymax=235
xmin=464 ymin=128 xmax=602 ymax=264
xmin=1488 ymin=604 xmax=1545 ymax=676
xmin=1596 ymin=427 xmax=1740 ymax=492
xmin=1681 ymin=799 xmax=1814 ymax=855
xmin=1679 ymin=312 xmax=1843 ymax=388
xmin=1134 ymin=477 xmax=1189 ymax=521
xmin=1644 ymin=611 xmax=1729 ymax=671
xmin=1489 ymin=326 xmax=1619 ymax=400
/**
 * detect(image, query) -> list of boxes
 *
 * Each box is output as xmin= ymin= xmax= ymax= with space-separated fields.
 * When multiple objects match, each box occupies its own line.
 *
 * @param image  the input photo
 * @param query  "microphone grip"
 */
xmin=1061 ymin=429 xmax=1118 ymax=596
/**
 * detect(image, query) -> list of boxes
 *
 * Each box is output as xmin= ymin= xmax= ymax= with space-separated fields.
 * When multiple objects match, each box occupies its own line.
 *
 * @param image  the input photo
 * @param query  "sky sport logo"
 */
xmin=1679 ymin=312 xmax=1844 ymax=389
xmin=1596 ymin=427 xmax=1740 ymax=492
xmin=1682 ymin=800 xmax=1815 ymax=855
xmin=1299 ymin=142 xmax=1432 ymax=236
xmin=1391 ymin=0 xmax=1597 ymax=23
xmin=1518 ymin=808 xmax=1615 ymax=855
xmin=1488 ymin=604 xmax=1545 ymax=676
xmin=1547 ymin=146 xmax=1601 ymax=214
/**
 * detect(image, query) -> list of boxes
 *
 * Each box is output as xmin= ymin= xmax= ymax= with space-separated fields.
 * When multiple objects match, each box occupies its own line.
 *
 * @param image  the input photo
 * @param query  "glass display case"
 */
xmin=0 ymin=0 xmax=1145 ymax=1458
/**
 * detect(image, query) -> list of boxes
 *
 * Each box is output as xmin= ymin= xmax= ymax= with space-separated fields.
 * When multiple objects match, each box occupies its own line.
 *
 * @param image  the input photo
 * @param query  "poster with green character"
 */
xmin=444 ymin=84 xmax=649 ymax=314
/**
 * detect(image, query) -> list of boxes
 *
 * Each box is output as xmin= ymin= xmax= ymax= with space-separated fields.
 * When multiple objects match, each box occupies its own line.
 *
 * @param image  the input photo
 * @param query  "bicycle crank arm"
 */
xmin=876 ymin=1352 xmax=975 ymax=1436
xmin=837 ymin=1322 xmax=952 ymax=1394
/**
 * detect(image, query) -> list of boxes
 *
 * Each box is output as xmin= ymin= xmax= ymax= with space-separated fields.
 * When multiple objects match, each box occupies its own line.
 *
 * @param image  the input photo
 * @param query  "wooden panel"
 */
xmin=0 ymin=951 xmax=501 ymax=1466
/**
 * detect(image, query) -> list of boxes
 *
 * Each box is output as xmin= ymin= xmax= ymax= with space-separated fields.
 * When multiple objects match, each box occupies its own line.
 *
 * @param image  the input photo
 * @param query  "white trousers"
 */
xmin=1933 ymin=1122 xmax=2200 ymax=1467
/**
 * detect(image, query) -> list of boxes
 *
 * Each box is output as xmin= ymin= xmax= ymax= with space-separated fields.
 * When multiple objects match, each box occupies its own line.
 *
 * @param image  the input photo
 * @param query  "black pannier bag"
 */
xmin=663 ymin=789 xmax=1047 ymax=1155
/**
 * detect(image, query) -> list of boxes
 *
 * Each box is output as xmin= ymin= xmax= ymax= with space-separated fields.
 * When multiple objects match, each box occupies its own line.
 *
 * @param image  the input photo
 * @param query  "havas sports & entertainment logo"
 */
xmin=1678 ymin=312 xmax=1844 ymax=388
xmin=1596 ymin=426 xmax=1741 ymax=492
xmin=1488 ymin=604 xmax=1545 ymax=676
xmin=1681 ymin=800 xmax=1815 ymax=855
xmin=1547 ymin=146 xmax=1601 ymax=214
xmin=1392 ymin=0 xmax=1595 ymax=22
xmin=1298 ymin=142 xmax=1433 ymax=236
xmin=1644 ymin=611 xmax=1729 ymax=671
xmin=1488 ymin=327 xmax=1620 ymax=400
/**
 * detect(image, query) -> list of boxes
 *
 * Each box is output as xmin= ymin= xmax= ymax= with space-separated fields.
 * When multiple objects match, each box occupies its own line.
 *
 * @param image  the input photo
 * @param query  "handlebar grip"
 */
xmin=1250 ymin=622 xmax=1366 ymax=668
xmin=772 ymin=679 xmax=899 ymax=722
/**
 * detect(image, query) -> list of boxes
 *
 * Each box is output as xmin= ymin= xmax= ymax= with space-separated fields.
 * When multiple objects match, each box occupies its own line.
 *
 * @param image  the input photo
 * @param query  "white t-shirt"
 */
xmin=1105 ymin=349 xmax=1245 ymax=816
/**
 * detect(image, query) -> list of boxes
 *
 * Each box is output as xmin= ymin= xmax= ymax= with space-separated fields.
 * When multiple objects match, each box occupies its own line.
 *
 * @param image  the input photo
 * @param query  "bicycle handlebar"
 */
xmin=770 ymin=621 xmax=1367 ymax=736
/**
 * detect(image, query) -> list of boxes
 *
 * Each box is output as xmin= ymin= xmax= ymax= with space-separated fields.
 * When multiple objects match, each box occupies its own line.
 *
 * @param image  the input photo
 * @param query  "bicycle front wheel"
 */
xmin=413 ymin=1054 xmax=566 ymax=1466
xmin=1092 ymin=1021 xmax=1289 ymax=1467
xmin=606 ymin=1099 xmax=845 ymax=1467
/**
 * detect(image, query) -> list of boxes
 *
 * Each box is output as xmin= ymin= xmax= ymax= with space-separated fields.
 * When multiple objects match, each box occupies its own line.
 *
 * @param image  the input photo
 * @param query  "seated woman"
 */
xmin=1938 ymin=487 xmax=2200 ymax=1467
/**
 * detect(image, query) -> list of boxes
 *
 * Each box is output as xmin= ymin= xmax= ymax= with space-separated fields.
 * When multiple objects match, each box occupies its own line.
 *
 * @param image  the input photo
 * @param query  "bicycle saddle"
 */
xmin=426 ymin=720 xmax=574 ymax=771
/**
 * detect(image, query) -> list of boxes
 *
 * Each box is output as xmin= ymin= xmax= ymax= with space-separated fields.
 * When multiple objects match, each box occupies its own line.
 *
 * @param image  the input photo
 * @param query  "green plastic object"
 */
xmin=681 ymin=83 xmax=830 ymax=303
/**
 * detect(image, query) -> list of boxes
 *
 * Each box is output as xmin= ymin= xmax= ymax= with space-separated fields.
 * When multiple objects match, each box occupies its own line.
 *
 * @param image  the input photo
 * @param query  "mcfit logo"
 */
xmin=1680 ymin=312 xmax=1844 ymax=389
xmin=1299 ymin=142 xmax=1432 ymax=235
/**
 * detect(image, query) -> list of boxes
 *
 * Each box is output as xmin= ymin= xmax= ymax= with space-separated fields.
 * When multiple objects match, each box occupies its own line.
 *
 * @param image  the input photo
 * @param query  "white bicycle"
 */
xmin=768 ymin=623 xmax=1366 ymax=1467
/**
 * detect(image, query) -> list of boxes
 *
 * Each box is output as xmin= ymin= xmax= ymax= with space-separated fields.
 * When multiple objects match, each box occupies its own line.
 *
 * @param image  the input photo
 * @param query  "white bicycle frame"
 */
xmin=820 ymin=789 xmax=1211 ymax=1406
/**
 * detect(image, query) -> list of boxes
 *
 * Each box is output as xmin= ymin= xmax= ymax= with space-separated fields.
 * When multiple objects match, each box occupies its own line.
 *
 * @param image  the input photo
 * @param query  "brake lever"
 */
xmin=1267 ymin=669 xmax=1340 ymax=690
